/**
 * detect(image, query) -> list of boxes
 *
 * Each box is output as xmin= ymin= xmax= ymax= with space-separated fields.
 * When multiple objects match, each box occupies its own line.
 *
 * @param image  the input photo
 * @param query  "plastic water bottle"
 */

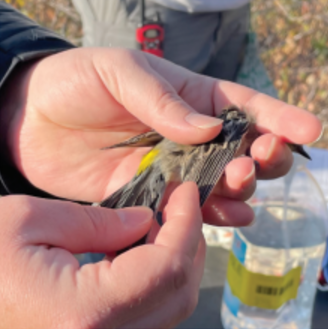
xmin=221 ymin=154 xmax=327 ymax=329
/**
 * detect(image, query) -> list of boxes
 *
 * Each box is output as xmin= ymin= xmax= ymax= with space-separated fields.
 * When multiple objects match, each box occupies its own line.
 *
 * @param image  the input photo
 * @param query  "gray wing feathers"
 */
xmin=100 ymin=166 xmax=166 ymax=215
xmin=100 ymin=169 xmax=151 ymax=208
xmin=183 ymin=141 xmax=240 ymax=206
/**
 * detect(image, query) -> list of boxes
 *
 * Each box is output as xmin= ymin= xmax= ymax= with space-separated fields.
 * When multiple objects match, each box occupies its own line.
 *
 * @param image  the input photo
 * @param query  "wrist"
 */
xmin=0 ymin=60 xmax=38 ymax=165
xmin=0 ymin=59 xmax=59 ymax=197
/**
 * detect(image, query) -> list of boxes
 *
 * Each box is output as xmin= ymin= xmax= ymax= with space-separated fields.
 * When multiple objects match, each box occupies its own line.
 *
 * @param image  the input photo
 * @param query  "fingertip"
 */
xmin=202 ymin=197 xmax=254 ymax=227
xmin=210 ymin=157 xmax=256 ymax=201
xmin=224 ymin=157 xmax=255 ymax=190
xmin=251 ymin=134 xmax=293 ymax=178
xmin=163 ymin=182 xmax=201 ymax=227
xmin=310 ymin=115 xmax=324 ymax=143
xmin=281 ymin=108 xmax=323 ymax=144
xmin=185 ymin=113 xmax=223 ymax=129
xmin=251 ymin=134 xmax=280 ymax=162
xmin=296 ymin=109 xmax=322 ymax=144
xmin=115 ymin=207 xmax=153 ymax=229
xmin=158 ymin=113 xmax=223 ymax=145
xmin=155 ymin=182 xmax=203 ymax=258
xmin=167 ymin=181 xmax=200 ymax=211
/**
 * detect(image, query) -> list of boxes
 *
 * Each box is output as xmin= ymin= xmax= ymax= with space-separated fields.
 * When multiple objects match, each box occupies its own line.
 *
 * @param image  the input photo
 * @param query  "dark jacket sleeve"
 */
xmin=0 ymin=3 xmax=75 ymax=198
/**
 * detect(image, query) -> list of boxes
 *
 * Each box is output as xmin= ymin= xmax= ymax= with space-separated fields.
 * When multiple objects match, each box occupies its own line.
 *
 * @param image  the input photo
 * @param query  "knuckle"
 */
xmin=112 ymin=47 xmax=138 ymax=61
xmin=171 ymin=262 xmax=189 ymax=291
xmin=172 ymin=266 xmax=188 ymax=290
xmin=81 ymin=206 xmax=109 ymax=244
xmin=154 ymin=91 xmax=182 ymax=118
xmin=168 ymin=255 xmax=193 ymax=292
xmin=82 ymin=206 xmax=103 ymax=230
xmin=99 ymin=47 xmax=136 ymax=63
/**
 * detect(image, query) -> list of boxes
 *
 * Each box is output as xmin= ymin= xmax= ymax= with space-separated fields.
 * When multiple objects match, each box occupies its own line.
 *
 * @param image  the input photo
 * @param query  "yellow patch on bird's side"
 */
xmin=137 ymin=149 xmax=160 ymax=175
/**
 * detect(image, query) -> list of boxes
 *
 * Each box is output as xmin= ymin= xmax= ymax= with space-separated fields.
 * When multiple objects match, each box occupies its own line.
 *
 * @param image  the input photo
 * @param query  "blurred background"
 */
xmin=5 ymin=0 xmax=328 ymax=148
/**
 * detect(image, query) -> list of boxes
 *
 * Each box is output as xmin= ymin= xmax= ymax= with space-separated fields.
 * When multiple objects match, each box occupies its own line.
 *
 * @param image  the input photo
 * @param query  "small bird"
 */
xmin=99 ymin=106 xmax=311 ymax=226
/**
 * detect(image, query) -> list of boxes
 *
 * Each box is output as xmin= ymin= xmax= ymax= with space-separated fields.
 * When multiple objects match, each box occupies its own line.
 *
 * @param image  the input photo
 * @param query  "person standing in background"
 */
xmin=72 ymin=0 xmax=251 ymax=82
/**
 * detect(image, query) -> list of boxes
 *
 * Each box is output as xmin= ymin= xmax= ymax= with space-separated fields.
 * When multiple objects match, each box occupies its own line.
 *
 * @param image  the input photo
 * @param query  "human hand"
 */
xmin=1 ymin=48 xmax=322 ymax=225
xmin=0 ymin=182 xmax=205 ymax=329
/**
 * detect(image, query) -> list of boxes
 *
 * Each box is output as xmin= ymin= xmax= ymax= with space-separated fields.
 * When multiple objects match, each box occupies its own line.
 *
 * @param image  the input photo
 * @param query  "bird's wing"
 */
xmin=100 ymin=165 xmax=166 ymax=225
xmin=101 ymin=131 xmax=163 ymax=149
xmin=183 ymin=140 xmax=241 ymax=207
xmin=182 ymin=106 xmax=250 ymax=206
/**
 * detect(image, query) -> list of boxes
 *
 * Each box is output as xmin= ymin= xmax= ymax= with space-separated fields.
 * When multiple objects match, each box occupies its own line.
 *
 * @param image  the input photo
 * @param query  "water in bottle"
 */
xmin=221 ymin=155 xmax=327 ymax=329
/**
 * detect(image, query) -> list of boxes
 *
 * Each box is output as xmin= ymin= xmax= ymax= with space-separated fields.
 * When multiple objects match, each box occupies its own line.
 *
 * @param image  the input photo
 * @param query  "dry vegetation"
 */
xmin=4 ymin=0 xmax=82 ymax=44
xmin=252 ymin=0 xmax=328 ymax=148
xmin=5 ymin=0 xmax=328 ymax=147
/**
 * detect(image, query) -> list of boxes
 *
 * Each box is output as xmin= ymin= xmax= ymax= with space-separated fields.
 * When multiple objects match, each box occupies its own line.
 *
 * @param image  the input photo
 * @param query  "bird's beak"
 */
xmin=289 ymin=144 xmax=312 ymax=160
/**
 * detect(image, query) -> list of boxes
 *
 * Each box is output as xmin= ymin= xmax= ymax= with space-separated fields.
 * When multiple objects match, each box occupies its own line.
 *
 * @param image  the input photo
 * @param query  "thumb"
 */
xmin=97 ymin=49 xmax=223 ymax=144
xmin=1 ymin=196 xmax=153 ymax=253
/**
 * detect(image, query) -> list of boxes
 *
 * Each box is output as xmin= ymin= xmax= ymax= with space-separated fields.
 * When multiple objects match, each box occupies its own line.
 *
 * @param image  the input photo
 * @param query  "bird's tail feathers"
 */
xmin=100 ymin=166 xmax=166 ymax=225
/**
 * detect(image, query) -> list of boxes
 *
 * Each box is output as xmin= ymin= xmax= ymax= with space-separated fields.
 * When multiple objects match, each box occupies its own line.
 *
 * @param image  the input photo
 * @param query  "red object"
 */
xmin=136 ymin=23 xmax=164 ymax=58
xmin=318 ymin=269 xmax=327 ymax=286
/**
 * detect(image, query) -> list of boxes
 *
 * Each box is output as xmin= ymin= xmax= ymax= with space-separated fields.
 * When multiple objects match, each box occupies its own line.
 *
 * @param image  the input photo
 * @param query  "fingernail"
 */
xmin=185 ymin=113 xmax=223 ymax=129
xmin=266 ymin=136 xmax=277 ymax=160
xmin=116 ymin=207 xmax=153 ymax=228
xmin=242 ymin=163 xmax=255 ymax=183
xmin=314 ymin=126 xmax=324 ymax=143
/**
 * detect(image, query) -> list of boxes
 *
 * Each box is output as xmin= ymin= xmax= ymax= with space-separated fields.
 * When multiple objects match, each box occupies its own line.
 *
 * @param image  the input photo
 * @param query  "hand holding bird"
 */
xmin=0 ymin=48 xmax=321 ymax=228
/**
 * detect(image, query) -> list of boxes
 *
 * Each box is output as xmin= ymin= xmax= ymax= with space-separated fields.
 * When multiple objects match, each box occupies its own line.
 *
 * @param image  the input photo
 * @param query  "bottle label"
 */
xmin=223 ymin=230 xmax=247 ymax=315
xmin=225 ymin=232 xmax=302 ymax=310
xmin=231 ymin=229 xmax=247 ymax=264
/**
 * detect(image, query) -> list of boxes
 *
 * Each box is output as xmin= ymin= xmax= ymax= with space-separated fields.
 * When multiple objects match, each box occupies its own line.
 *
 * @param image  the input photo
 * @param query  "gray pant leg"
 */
xmin=128 ymin=1 xmax=249 ymax=80
xmin=144 ymin=1 xmax=220 ymax=73
xmin=202 ymin=4 xmax=251 ymax=81
xmin=146 ymin=2 xmax=250 ymax=79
